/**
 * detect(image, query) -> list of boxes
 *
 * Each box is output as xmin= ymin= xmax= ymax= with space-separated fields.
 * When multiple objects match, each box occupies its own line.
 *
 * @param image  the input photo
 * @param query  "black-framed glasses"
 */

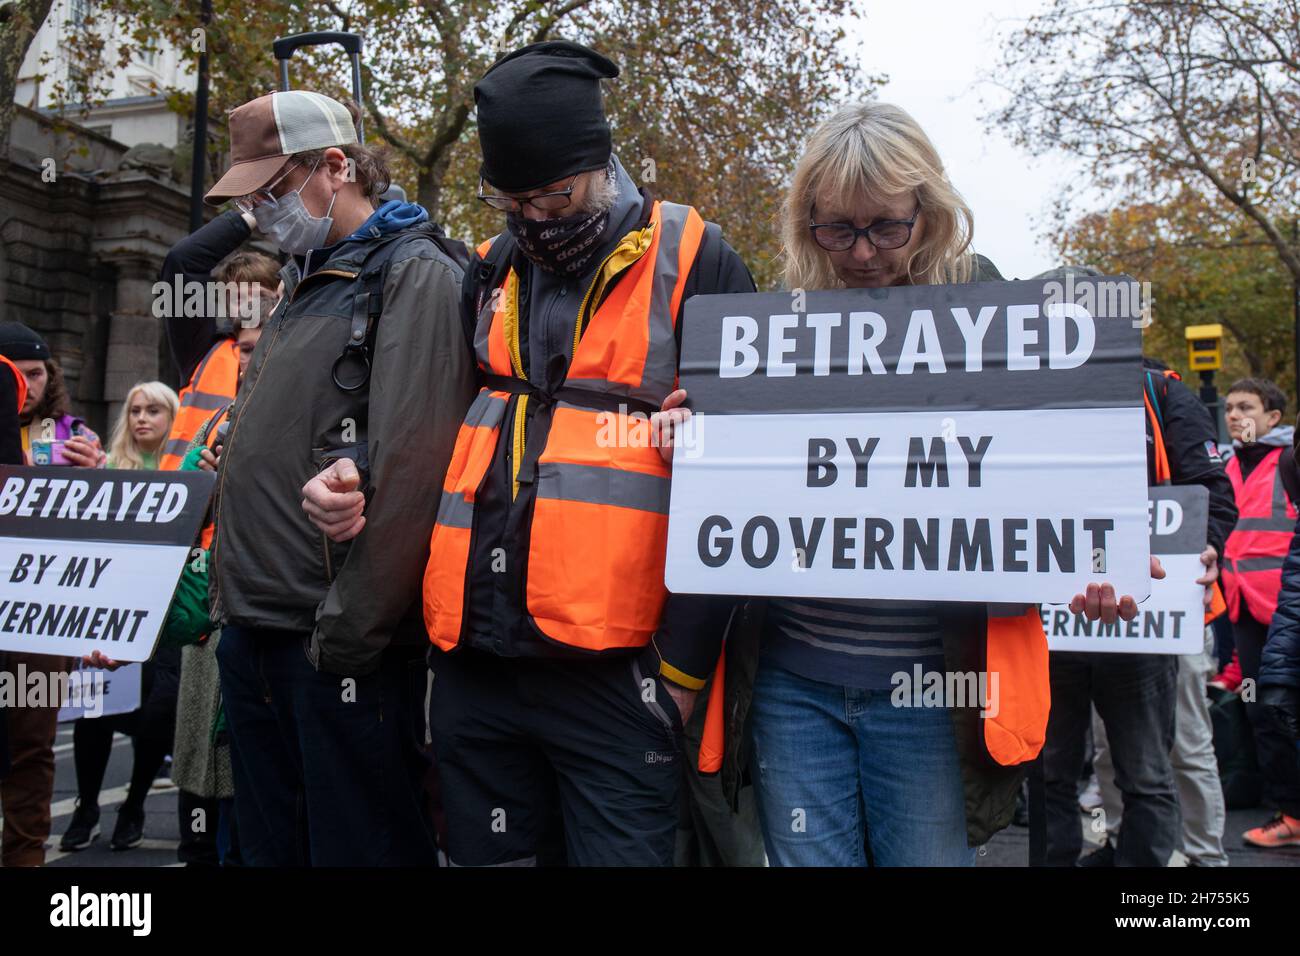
xmin=809 ymin=204 xmax=921 ymax=252
xmin=477 ymin=175 xmax=580 ymax=213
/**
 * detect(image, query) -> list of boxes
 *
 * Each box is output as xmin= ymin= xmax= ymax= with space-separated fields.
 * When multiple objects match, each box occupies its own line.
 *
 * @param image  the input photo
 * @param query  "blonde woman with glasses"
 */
xmin=656 ymin=102 xmax=1148 ymax=866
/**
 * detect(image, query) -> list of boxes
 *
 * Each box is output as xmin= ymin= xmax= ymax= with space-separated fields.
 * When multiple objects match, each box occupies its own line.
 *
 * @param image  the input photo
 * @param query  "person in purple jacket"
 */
xmin=0 ymin=322 xmax=104 ymax=468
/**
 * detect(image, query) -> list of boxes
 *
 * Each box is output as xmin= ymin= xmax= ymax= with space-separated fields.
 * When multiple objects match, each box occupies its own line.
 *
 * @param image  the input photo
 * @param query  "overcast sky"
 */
xmin=843 ymin=0 xmax=1084 ymax=277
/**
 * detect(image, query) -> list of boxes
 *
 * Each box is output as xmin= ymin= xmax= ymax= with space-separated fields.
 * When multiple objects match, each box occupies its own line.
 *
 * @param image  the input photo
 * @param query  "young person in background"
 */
xmin=61 ymin=383 xmax=184 ymax=852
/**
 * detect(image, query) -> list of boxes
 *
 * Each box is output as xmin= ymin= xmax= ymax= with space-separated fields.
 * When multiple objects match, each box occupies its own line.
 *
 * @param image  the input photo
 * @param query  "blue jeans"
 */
xmin=749 ymin=656 xmax=975 ymax=866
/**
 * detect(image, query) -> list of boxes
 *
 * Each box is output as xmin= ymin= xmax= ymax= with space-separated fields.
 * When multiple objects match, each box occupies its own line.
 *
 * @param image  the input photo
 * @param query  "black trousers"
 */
xmin=72 ymin=714 xmax=171 ymax=816
xmin=1042 ymin=652 xmax=1180 ymax=866
xmin=72 ymin=653 xmax=179 ymax=817
xmin=217 ymin=625 xmax=437 ymax=867
xmin=177 ymin=789 xmax=219 ymax=866
xmin=1234 ymin=611 xmax=1300 ymax=818
xmin=429 ymin=645 xmax=683 ymax=866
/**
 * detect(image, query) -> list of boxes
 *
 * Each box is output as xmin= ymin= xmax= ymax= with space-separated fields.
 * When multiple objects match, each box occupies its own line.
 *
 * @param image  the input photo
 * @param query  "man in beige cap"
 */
xmin=204 ymin=90 xmax=476 ymax=866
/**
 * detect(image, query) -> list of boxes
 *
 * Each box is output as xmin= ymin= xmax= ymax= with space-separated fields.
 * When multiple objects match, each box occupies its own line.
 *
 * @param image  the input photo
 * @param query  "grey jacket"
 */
xmin=209 ymin=218 xmax=477 ymax=675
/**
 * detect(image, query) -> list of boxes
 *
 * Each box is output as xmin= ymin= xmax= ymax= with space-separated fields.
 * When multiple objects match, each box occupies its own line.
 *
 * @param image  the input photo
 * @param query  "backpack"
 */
xmin=332 ymin=221 xmax=471 ymax=394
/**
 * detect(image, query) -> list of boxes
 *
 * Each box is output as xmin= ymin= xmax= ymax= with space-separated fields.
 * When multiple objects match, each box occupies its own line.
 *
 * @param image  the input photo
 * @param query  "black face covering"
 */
xmin=507 ymin=205 xmax=610 ymax=277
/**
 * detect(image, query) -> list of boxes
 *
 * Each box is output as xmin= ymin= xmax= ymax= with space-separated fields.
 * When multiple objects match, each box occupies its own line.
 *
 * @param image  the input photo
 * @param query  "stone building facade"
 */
xmin=1 ymin=104 xmax=198 ymax=437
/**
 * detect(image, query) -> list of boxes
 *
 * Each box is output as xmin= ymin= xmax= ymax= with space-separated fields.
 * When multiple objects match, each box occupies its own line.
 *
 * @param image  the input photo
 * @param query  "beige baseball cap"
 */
xmin=205 ymin=91 xmax=358 ymax=204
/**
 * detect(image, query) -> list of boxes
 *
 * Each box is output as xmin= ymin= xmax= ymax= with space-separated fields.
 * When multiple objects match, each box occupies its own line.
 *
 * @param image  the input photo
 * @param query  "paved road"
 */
xmin=979 ymin=800 xmax=1300 ymax=867
xmin=25 ymin=723 xmax=1300 ymax=868
xmin=42 ymin=722 xmax=181 ymax=868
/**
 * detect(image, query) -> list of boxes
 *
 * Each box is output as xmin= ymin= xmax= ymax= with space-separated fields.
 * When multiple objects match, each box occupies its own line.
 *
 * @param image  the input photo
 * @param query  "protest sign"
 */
xmin=57 ymin=660 xmax=143 ymax=721
xmin=0 ymin=466 xmax=214 ymax=662
xmin=665 ymin=277 xmax=1150 ymax=603
xmin=1043 ymin=485 xmax=1208 ymax=654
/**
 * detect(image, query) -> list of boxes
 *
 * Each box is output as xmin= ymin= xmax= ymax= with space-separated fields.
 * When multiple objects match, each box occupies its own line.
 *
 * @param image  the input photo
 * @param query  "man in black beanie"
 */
xmin=305 ymin=39 xmax=756 ymax=865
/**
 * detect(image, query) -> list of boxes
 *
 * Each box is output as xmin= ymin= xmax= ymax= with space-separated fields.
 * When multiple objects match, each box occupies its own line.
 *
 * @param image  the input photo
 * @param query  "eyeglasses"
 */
xmin=477 ymin=175 xmax=579 ymax=213
xmin=233 ymin=161 xmax=303 ymax=214
xmin=809 ymin=204 xmax=921 ymax=252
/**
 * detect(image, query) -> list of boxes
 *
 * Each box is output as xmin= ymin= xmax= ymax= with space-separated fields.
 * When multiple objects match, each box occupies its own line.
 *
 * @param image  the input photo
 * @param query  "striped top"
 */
xmin=764 ymin=597 xmax=946 ymax=691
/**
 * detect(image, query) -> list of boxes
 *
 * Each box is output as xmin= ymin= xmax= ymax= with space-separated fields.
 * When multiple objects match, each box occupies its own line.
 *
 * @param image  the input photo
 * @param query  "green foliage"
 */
xmin=1054 ymin=191 xmax=1296 ymax=397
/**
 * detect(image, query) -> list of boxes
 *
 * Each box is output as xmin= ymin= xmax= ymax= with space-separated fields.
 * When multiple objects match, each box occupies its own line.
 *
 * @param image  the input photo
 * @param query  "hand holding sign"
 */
xmin=653 ymin=388 xmax=690 ymax=465
xmin=1197 ymin=545 xmax=1219 ymax=607
xmin=83 ymin=648 xmax=124 ymax=670
xmin=1068 ymin=556 xmax=1167 ymax=624
xmin=1047 ymin=486 xmax=1207 ymax=652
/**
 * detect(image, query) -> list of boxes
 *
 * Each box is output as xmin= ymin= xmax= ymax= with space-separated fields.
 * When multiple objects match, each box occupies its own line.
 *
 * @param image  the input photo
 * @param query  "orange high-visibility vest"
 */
xmin=161 ymin=339 xmax=239 ymax=470
xmin=196 ymin=403 xmax=232 ymax=551
xmin=1 ymin=355 xmax=28 ymax=419
xmin=1223 ymin=447 xmax=1297 ymax=624
xmin=695 ymin=605 xmax=1052 ymax=775
xmin=424 ymin=201 xmax=706 ymax=653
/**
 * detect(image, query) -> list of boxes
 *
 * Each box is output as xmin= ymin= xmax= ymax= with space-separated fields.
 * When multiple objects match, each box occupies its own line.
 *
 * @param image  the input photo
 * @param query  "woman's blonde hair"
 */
xmin=108 ymin=381 xmax=179 ymax=470
xmin=781 ymin=102 xmax=974 ymax=290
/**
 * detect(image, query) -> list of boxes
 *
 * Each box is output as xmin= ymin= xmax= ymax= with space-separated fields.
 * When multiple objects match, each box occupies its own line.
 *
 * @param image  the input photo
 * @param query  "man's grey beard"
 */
xmin=581 ymin=162 xmax=618 ymax=215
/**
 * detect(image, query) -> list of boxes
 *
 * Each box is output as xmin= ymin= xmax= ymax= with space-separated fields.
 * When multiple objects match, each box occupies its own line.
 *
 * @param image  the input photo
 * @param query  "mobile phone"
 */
xmin=31 ymin=439 xmax=69 ymax=465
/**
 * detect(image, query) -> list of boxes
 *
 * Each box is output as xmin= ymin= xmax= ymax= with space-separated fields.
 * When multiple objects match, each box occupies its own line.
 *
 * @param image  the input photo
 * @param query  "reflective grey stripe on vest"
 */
xmin=566 ymin=202 xmax=696 ymax=408
xmin=1228 ymin=555 xmax=1286 ymax=573
xmin=1235 ymin=461 xmax=1297 ymax=532
xmin=465 ymin=389 xmax=508 ymax=429
xmin=434 ymin=389 xmax=508 ymax=530
xmin=536 ymin=461 xmax=670 ymax=515
xmin=180 ymin=390 xmax=232 ymax=412
xmin=162 ymin=437 xmax=192 ymax=457
xmin=435 ymin=489 xmax=475 ymax=529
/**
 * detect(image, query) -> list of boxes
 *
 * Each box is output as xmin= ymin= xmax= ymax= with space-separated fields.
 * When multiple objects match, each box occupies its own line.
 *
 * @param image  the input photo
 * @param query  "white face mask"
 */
xmin=254 ymin=160 xmax=338 ymax=255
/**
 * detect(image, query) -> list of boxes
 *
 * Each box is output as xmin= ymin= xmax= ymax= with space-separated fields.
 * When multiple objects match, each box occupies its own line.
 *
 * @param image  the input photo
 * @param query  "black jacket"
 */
xmin=1262 ymin=434 xmax=1300 ymax=738
xmin=0 ymin=362 xmax=22 ymax=467
xmin=1142 ymin=358 xmax=1237 ymax=555
xmin=159 ymin=210 xmax=254 ymax=385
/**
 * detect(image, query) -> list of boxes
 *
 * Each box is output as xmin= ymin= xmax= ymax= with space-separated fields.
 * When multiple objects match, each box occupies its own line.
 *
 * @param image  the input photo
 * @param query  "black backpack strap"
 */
xmin=462 ymin=234 xmax=517 ymax=355
xmin=332 ymin=262 xmax=389 ymax=393
xmin=475 ymin=234 xmax=516 ymax=315
xmin=421 ymin=221 xmax=470 ymax=273
xmin=675 ymin=221 xmax=724 ymax=353
xmin=330 ymin=222 xmax=467 ymax=395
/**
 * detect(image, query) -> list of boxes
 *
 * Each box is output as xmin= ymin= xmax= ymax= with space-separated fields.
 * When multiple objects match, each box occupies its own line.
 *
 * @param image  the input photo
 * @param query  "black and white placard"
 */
xmin=0 ymin=466 xmax=215 ymax=662
xmin=1043 ymin=485 xmax=1208 ymax=654
xmin=665 ymin=278 xmax=1150 ymax=603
